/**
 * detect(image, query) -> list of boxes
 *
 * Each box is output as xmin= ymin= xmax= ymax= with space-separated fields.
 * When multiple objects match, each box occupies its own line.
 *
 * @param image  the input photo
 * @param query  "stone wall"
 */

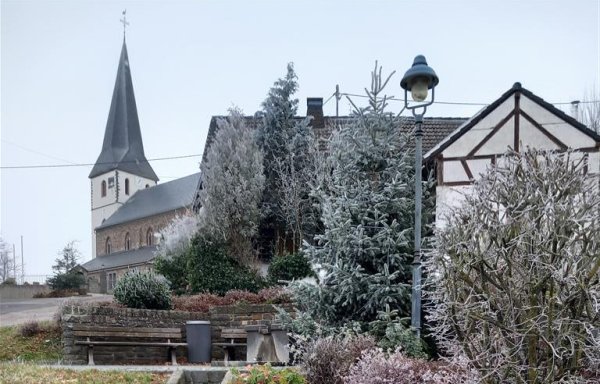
xmin=61 ymin=303 xmax=291 ymax=364
xmin=95 ymin=208 xmax=187 ymax=256
xmin=0 ymin=284 xmax=50 ymax=299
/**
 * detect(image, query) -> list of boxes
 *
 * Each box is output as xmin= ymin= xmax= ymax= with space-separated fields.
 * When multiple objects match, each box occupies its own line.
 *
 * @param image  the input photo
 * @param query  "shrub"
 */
xmin=368 ymin=307 xmax=428 ymax=359
xmin=301 ymin=335 xmax=376 ymax=384
xmin=113 ymin=271 xmax=172 ymax=310
xmin=343 ymin=349 xmax=478 ymax=384
xmin=19 ymin=321 xmax=40 ymax=337
xmin=185 ymin=236 xmax=266 ymax=294
xmin=267 ymin=253 xmax=314 ymax=284
xmin=230 ymin=364 xmax=305 ymax=384
xmin=171 ymin=287 xmax=291 ymax=312
xmin=426 ymin=149 xmax=600 ymax=382
xmin=47 ymin=272 xmax=85 ymax=291
xmin=154 ymin=252 xmax=189 ymax=295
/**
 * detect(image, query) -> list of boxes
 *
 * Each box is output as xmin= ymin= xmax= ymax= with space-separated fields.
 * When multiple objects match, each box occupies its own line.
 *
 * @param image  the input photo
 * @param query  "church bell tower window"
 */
xmin=101 ymin=180 xmax=107 ymax=197
xmin=125 ymin=178 xmax=130 ymax=195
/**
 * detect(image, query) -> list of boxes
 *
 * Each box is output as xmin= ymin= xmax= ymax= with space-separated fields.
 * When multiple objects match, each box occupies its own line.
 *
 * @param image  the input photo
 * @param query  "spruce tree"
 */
xmin=296 ymin=64 xmax=418 ymax=325
xmin=257 ymin=63 xmax=316 ymax=257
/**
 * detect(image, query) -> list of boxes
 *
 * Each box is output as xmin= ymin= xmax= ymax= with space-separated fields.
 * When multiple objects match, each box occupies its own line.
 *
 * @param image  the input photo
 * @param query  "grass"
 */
xmin=0 ymin=363 xmax=170 ymax=383
xmin=0 ymin=322 xmax=62 ymax=362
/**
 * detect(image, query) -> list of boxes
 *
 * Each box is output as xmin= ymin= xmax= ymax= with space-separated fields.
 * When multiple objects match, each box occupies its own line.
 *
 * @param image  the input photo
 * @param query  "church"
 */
xmin=79 ymin=38 xmax=200 ymax=293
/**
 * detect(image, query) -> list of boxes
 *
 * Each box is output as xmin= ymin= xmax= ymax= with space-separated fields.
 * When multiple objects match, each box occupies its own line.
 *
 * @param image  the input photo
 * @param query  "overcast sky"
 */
xmin=1 ymin=0 xmax=599 ymax=280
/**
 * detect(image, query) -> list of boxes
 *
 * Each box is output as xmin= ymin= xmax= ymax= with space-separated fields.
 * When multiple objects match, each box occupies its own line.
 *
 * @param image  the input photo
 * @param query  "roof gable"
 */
xmin=425 ymin=83 xmax=600 ymax=160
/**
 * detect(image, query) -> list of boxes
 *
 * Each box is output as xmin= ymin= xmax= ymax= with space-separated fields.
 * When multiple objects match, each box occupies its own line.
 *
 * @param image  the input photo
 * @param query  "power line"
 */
xmin=0 ymin=154 xmax=202 ymax=170
xmin=339 ymin=92 xmax=600 ymax=107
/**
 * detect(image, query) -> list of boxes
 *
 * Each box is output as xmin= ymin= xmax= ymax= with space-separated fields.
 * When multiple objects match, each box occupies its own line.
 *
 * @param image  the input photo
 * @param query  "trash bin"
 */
xmin=186 ymin=320 xmax=211 ymax=363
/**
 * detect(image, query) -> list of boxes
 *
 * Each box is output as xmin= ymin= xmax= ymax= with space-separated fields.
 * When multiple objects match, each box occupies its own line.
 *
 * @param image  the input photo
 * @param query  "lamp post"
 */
xmin=400 ymin=55 xmax=439 ymax=337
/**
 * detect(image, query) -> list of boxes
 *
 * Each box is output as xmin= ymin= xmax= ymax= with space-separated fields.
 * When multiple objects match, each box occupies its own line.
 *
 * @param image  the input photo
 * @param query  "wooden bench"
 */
xmin=212 ymin=328 xmax=247 ymax=362
xmin=73 ymin=325 xmax=187 ymax=365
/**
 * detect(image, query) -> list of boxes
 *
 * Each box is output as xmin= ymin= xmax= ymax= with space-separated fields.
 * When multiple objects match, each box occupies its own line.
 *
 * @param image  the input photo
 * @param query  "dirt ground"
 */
xmin=0 ymin=294 xmax=113 ymax=327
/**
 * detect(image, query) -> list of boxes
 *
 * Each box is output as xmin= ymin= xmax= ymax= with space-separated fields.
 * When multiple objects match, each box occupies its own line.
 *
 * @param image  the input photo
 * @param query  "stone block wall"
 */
xmin=61 ymin=303 xmax=292 ymax=364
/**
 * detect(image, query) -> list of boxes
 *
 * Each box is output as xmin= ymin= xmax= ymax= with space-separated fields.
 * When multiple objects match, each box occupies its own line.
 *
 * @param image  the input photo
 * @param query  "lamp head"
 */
xmin=400 ymin=55 xmax=439 ymax=102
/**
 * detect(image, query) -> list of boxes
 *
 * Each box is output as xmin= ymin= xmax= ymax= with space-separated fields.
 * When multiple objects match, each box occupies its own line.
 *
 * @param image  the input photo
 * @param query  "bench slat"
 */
xmin=73 ymin=331 xmax=182 ymax=338
xmin=212 ymin=342 xmax=247 ymax=347
xmin=75 ymin=341 xmax=187 ymax=347
xmin=73 ymin=325 xmax=181 ymax=334
xmin=221 ymin=328 xmax=247 ymax=339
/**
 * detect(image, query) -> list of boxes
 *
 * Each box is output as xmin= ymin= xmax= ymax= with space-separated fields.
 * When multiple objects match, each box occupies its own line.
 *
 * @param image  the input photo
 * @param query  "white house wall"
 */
xmin=443 ymin=98 xmax=514 ymax=158
xmin=432 ymin=88 xmax=599 ymax=229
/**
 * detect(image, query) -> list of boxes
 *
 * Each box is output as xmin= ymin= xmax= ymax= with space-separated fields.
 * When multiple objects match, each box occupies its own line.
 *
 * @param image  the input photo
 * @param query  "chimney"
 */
xmin=307 ymin=97 xmax=324 ymax=128
xmin=571 ymin=100 xmax=580 ymax=120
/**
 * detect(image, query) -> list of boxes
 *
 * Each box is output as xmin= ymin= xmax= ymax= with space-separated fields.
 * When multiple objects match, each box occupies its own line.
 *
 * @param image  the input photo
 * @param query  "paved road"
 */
xmin=0 ymin=294 xmax=113 ymax=326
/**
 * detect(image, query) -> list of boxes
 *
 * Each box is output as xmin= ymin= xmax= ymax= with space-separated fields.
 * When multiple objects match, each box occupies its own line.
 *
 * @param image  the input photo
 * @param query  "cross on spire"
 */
xmin=120 ymin=10 xmax=129 ymax=39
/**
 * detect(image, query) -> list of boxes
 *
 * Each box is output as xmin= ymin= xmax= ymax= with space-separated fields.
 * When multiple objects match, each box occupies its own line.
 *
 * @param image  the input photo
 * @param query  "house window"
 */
xmin=105 ymin=237 xmax=112 ymax=254
xmin=124 ymin=233 xmax=131 ymax=251
xmin=125 ymin=178 xmax=130 ymax=195
xmin=101 ymin=180 xmax=107 ymax=197
xmin=107 ymin=272 xmax=117 ymax=290
xmin=146 ymin=228 xmax=153 ymax=246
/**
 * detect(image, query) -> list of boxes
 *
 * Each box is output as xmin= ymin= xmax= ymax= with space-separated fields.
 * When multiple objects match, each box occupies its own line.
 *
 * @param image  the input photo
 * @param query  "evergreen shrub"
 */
xmin=185 ymin=235 xmax=266 ymax=295
xmin=267 ymin=253 xmax=314 ymax=284
xmin=112 ymin=271 xmax=172 ymax=310
xmin=47 ymin=273 xmax=85 ymax=291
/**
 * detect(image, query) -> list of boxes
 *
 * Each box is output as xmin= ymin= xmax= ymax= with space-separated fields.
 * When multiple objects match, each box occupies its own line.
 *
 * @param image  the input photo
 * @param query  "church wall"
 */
xmin=95 ymin=207 xmax=189 ymax=256
xmin=115 ymin=170 xmax=157 ymax=204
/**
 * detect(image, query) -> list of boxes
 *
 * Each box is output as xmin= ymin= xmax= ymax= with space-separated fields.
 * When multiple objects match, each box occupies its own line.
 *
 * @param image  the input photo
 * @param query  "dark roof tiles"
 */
xmin=97 ymin=172 xmax=200 ymax=230
xmin=89 ymin=40 xmax=158 ymax=181
xmin=79 ymin=246 xmax=157 ymax=272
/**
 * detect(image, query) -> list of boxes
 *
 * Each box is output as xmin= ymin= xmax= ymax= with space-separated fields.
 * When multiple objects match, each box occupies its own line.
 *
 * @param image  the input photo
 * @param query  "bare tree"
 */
xmin=0 ymin=237 xmax=16 ymax=283
xmin=426 ymin=149 xmax=600 ymax=383
xmin=577 ymin=86 xmax=600 ymax=133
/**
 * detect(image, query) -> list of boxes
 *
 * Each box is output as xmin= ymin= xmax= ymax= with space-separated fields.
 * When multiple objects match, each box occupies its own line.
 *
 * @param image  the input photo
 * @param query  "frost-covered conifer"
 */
xmin=154 ymin=214 xmax=199 ymax=260
xmin=294 ymin=64 xmax=418 ymax=325
xmin=199 ymin=108 xmax=265 ymax=264
xmin=426 ymin=149 xmax=600 ymax=383
xmin=257 ymin=63 xmax=318 ymax=256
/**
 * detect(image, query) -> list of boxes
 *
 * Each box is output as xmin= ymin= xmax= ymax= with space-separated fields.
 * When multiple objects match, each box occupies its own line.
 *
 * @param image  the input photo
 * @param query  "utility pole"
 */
xmin=21 ymin=236 xmax=24 ymax=284
xmin=335 ymin=84 xmax=340 ymax=117
xmin=12 ymin=243 xmax=16 ymax=280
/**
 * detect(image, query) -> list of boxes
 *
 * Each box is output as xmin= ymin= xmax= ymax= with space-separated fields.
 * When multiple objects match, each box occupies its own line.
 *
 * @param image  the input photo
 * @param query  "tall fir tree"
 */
xmin=257 ymin=63 xmax=316 ymax=257
xmin=295 ymin=64 xmax=419 ymax=325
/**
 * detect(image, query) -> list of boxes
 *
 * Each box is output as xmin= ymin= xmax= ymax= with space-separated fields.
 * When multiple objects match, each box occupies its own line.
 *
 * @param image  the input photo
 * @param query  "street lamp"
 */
xmin=400 ymin=55 xmax=438 ymax=337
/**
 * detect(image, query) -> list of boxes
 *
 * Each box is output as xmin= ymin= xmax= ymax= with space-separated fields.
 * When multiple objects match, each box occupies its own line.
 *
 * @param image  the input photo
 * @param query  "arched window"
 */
xmin=145 ymin=184 xmax=150 ymax=189
xmin=124 ymin=233 xmax=131 ymax=251
xmin=105 ymin=237 xmax=112 ymax=254
xmin=146 ymin=228 xmax=153 ymax=246
xmin=139 ymin=229 xmax=143 ymax=247
xmin=101 ymin=180 xmax=107 ymax=197
xmin=125 ymin=178 xmax=130 ymax=195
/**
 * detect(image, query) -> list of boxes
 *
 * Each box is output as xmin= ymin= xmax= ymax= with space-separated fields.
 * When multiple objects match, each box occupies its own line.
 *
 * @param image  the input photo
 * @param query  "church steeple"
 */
xmin=89 ymin=40 xmax=158 ymax=181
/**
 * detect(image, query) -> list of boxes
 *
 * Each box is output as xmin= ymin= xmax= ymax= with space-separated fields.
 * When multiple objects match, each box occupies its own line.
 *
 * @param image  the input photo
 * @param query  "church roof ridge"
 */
xmin=89 ymin=40 xmax=158 ymax=181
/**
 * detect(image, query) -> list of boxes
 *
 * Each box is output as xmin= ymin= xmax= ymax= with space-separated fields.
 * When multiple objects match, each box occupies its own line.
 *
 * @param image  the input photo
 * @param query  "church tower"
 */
xmin=89 ymin=39 xmax=158 ymax=258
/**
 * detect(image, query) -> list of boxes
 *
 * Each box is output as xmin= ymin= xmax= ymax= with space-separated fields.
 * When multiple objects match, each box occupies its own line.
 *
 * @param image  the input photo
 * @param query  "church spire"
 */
xmin=89 ymin=39 xmax=158 ymax=181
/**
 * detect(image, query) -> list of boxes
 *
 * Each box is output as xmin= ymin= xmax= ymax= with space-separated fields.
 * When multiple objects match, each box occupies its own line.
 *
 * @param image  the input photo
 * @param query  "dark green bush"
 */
xmin=113 ymin=271 xmax=172 ymax=310
xmin=185 ymin=236 xmax=266 ymax=295
xmin=47 ymin=272 xmax=85 ymax=291
xmin=154 ymin=251 xmax=189 ymax=295
xmin=267 ymin=253 xmax=314 ymax=284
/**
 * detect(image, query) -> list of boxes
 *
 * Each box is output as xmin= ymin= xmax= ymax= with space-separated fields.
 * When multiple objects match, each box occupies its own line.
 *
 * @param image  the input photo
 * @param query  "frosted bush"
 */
xmin=113 ymin=271 xmax=172 ymax=310
xmin=343 ymin=348 xmax=479 ymax=384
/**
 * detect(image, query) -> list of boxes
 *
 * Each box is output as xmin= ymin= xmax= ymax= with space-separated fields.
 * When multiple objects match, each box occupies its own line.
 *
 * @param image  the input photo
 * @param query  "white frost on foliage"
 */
xmin=154 ymin=214 xmax=199 ymax=260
